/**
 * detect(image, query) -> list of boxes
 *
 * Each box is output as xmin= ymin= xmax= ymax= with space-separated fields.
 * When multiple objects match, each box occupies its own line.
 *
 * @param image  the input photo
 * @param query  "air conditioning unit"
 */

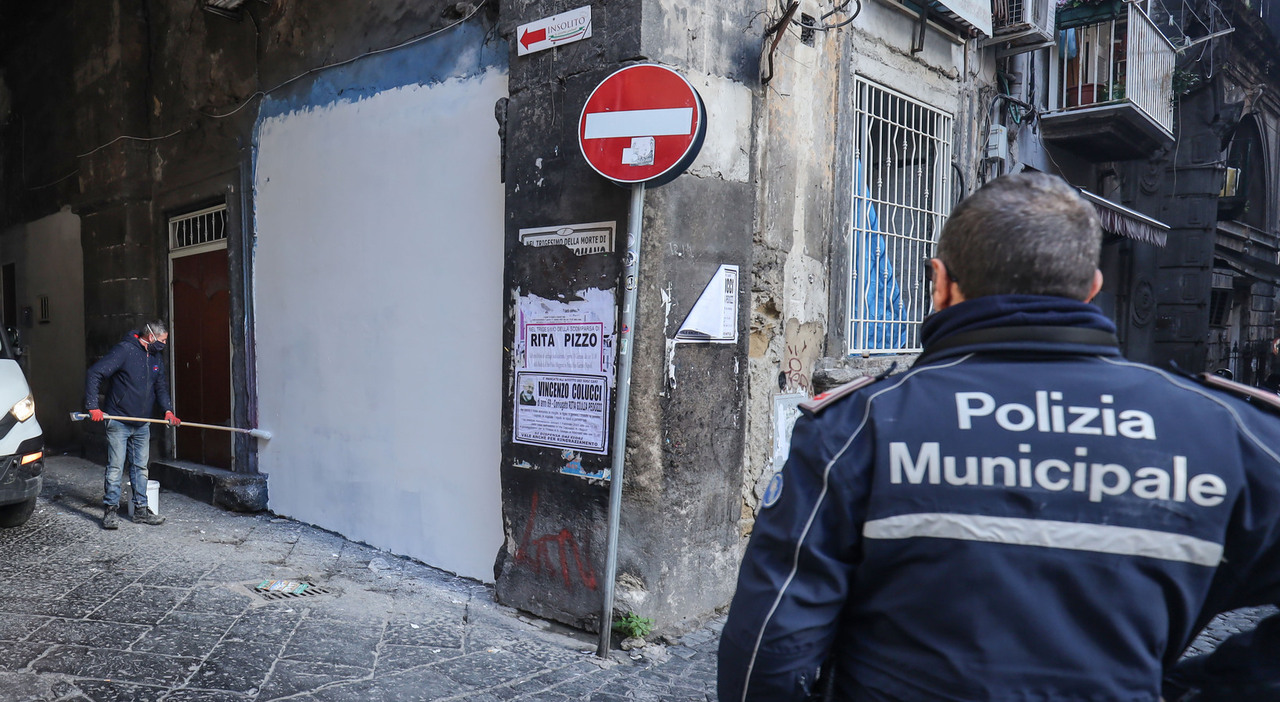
xmin=986 ymin=0 xmax=1057 ymax=54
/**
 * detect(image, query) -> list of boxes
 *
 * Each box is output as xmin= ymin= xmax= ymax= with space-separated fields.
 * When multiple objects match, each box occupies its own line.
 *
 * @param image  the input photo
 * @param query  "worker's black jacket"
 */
xmin=719 ymin=295 xmax=1280 ymax=702
xmin=84 ymin=330 xmax=174 ymax=425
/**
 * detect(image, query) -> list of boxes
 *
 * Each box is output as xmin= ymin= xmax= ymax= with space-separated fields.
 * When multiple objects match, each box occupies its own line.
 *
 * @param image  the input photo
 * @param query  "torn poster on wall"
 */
xmin=514 ymin=288 xmax=617 ymax=460
xmin=772 ymin=393 xmax=807 ymax=472
xmin=518 ymin=221 xmax=615 ymax=256
xmin=675 ymin=265 xmax=739 ymax=343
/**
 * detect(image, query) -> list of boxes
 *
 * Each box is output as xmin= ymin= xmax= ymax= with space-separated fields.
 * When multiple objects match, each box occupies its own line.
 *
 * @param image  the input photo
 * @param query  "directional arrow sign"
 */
xmin=519 ymin=27 xmax=547 ymax=50
xmin=516 ymin=6 xmax=592 ymax=56
xmin=578 ymin=64 xmax=707 ymax=186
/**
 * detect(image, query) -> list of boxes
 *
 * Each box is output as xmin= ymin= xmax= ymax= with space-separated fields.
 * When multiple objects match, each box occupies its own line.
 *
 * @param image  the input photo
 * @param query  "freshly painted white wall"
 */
xmin=254 ymin=68 xmax=507 ymax=582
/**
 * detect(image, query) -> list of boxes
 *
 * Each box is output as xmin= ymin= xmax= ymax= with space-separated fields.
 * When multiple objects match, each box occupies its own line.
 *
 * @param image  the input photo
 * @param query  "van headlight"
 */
xmin=10 ymin=395 xmax=34 ymax=422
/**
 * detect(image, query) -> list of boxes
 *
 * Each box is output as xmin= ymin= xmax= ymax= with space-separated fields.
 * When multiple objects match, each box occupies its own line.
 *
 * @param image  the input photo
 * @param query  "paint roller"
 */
xmin=69 ymin=412 xmax=273 ymax=440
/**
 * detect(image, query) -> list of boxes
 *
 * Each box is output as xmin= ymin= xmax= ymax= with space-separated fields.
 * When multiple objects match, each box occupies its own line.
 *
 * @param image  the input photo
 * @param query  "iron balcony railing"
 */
xmin=1053 ymin=1 xmax=1174 ymax=134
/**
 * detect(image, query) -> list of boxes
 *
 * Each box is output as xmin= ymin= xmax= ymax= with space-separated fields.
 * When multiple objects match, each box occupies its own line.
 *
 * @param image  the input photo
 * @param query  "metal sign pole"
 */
xmin=598 ymin=181 xmax=645 ymax=658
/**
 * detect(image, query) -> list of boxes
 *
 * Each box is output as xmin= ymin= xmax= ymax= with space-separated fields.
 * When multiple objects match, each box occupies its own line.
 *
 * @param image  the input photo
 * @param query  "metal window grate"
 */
xmin=848 ymin=78 xmax=953 ymax=356
xmin=169 ymin=204 xmax=228 ymax=251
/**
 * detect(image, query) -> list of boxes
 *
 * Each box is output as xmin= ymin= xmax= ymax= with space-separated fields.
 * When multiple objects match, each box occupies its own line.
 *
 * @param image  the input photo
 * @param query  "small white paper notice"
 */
xmin=772 ymin=393 xmax=808 ymax=472
xmin=621 ymin=136 xmax=655 ymax=166
xmin=675 ymin=265 xmax=739 ymax=343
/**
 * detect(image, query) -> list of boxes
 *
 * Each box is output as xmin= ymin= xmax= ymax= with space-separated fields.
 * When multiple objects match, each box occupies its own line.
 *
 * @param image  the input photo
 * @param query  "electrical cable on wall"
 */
xmin=795 ymin=0 xmax=863 ymax=31
xmin=760 ymin=0 xmax=862 ymax=85
xmin=27 ymin=0 xmax=488 ymax=191
xmin=975 ymin=88 xmax=1036 ymax=186
xmin=761 ymin=1 xmax=802 ymax=85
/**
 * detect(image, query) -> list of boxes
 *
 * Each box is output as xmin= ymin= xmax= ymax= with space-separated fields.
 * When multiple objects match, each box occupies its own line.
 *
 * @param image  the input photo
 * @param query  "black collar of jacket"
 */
xmin=913 ymin=325 xmax=1121 ymax=367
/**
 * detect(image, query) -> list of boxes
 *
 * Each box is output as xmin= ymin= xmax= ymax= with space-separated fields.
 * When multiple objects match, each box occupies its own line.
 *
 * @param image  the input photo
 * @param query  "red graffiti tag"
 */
xmin=514 ymin=490 xmax=598 ymax=591
xmin=783 ymin=340 xmax=813 ymax=394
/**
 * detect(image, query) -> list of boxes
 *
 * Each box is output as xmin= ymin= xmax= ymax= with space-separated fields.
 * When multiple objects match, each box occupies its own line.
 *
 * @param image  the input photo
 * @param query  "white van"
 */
xmin=0 ymin=330 xmax=43 ymax=527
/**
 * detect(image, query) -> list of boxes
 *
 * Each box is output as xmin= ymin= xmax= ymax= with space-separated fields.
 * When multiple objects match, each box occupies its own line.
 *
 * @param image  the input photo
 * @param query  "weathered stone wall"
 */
xmin=1120 ymin=11 xmax=1280 ymax=376
xmin=494 ymin=0 xmax=759 ymax=633
xmin=741 ymin=0 xmax=993 ymax=537
xmin=1 ymin=0 xmax=470 ymax=460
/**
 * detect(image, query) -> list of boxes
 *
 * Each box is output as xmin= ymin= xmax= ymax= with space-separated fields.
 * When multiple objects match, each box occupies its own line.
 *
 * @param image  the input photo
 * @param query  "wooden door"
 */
xmin=171 ymin=248 xmax=232 ymax=469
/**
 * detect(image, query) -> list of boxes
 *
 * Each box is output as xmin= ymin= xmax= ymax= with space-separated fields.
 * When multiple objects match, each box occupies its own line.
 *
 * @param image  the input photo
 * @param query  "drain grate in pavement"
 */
xmin=246 ymin=579 xmax=338 ymax=602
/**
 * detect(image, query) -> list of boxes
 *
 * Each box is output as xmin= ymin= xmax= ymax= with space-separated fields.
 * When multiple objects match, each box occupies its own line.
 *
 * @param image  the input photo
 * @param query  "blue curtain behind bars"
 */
xmin=852 ymin=160 xmax=908 ymax=350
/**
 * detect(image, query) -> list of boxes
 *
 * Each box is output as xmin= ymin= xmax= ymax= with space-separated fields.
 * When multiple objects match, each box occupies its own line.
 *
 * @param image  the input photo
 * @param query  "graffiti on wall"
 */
xmin=782 ymin=339 xmax=813 ymax=395
xmin=780 ymin=319 xmax=823 ymax=395
xmin=514 ymin=490 xmax=598 ymax=591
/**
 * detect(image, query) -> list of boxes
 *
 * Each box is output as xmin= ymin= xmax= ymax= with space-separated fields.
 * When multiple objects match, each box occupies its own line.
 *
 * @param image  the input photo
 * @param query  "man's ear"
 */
xmin=931 ymin=259 xmax=961 ymax=311
xmin=1083 ymin=269 xmax=1104 ymax=303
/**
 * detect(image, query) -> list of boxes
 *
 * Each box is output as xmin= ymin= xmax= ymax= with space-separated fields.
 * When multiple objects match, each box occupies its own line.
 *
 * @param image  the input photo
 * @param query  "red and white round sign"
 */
xmin=578 ymin=64 xmax=707 ymax=186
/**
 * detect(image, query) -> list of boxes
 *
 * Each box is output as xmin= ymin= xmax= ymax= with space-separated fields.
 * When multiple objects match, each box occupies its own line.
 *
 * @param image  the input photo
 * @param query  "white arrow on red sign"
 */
xmin=578 ymin=64 xmax=707 ymax=186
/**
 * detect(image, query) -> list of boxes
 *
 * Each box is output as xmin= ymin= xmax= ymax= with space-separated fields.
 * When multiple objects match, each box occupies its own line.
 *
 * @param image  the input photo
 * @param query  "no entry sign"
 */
xmin=578 ymin=64 xmax=707 ymax=186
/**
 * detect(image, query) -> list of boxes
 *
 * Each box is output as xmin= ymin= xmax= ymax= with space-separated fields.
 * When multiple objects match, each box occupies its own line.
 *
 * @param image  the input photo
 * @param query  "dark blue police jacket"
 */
xmin=719 ymin=295 xmax=1280 ymax=702
xmin=84 ymin=330 xmax=175 ymax=425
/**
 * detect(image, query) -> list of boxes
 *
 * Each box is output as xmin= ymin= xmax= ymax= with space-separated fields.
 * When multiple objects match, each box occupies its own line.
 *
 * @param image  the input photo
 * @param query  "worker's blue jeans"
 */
xmin=103 ymin=419 xmax=152 ymax=510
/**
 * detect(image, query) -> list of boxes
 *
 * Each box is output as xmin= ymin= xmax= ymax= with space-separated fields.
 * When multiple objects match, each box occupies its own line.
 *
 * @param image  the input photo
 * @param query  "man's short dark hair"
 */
xmin=936 ymin=172 xmax=1101 ymax=300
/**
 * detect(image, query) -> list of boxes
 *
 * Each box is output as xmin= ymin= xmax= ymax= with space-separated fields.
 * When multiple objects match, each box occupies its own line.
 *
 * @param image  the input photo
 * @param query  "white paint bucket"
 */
xmin=127 ymin=480 xmax=161 ymax=516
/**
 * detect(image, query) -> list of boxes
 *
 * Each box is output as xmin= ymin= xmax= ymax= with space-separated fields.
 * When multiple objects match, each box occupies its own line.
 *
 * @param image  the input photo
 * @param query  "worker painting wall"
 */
xmin=252 ymin=28 xmax=507 ymax=582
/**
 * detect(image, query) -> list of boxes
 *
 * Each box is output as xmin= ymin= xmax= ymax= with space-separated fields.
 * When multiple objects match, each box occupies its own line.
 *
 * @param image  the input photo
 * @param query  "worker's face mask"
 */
xmin=148 ymin=338 xmax=166 ymax=352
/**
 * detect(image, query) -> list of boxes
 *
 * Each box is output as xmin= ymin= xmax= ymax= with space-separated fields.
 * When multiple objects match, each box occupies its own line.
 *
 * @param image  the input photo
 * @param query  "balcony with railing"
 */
xmin=1040 ymin=0 xmax=1176 ymax=160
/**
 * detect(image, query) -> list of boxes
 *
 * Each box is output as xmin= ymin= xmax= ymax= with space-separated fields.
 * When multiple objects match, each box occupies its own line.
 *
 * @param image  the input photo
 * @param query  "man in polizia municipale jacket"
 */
xmin=718 ymin=172 xmax=1280 ymax=702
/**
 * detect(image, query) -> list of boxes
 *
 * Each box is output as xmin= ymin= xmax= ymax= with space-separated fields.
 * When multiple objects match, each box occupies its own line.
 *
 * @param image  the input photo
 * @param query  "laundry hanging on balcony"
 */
xmin=851 ymin=160 xmax=909 ymax=351
xmin=1058 ymin=28 xmax=1078 ymax=59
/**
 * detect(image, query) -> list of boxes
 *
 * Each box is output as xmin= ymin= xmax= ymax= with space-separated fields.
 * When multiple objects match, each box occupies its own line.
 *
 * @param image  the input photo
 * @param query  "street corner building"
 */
xmin=2 ymin=0 xmax=1279 ymax=641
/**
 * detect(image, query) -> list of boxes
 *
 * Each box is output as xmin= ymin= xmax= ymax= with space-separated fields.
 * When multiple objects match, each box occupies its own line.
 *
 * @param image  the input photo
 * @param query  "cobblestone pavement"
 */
xmin=3 ymin=457 xmax=1269 ymax=702
xmin=0 ymin=457 xmax=719 ymax=701
xmin=1184 ymin=606 xmax=1276 ymax=658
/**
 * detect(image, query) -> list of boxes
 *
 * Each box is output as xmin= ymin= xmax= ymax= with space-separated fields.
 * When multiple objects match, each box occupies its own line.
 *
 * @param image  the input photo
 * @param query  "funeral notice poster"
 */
xmin=513 ymin=372 xmax=610 ymax=454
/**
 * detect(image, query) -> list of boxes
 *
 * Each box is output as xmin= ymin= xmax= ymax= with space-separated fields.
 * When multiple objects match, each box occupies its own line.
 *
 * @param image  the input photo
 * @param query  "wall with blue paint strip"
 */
xmin=256 ymin=20 xmax=505 ymax=124
xmin=252 ymin=17 xmax=508 ymax=582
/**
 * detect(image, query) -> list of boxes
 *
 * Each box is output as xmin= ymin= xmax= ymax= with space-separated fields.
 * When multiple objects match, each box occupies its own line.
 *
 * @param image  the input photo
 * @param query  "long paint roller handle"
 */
xmin=69 ymin=412 xmax=272 ymax=440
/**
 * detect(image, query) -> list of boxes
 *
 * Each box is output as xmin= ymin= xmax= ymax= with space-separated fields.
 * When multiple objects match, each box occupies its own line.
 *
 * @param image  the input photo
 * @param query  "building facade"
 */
xmin=5 ymin=0 xmax=1270 ymax=636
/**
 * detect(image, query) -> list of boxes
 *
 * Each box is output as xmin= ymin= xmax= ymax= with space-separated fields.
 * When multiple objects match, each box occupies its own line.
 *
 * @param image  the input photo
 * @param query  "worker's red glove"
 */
xmin=89 ymin=409 xmax=105 ymax=422
xmin=165 ymin=411 xmax=181 ymax=426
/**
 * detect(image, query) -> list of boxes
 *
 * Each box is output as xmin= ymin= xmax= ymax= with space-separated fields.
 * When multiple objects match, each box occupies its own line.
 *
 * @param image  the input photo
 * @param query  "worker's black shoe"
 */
xmin=102 ymin=506 xmax=120 ymax=530
xmin=132 ymin=506 xmax=165 ymax=525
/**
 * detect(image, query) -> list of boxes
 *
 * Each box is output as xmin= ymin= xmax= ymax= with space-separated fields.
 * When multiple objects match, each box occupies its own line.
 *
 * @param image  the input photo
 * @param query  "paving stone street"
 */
xmin=0 ymin=457 xmax=719 ymax=701
xmin=0 ymin=456 xmax=1269 ymax=701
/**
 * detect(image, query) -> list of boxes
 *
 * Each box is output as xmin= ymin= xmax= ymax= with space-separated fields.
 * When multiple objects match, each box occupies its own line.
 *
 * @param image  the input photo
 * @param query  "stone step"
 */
xmin=149 ymin=459 xmax=267 ymax=512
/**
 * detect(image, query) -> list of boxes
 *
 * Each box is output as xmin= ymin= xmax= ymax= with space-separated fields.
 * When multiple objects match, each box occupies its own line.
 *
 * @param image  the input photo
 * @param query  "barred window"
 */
xmin=169 ymin=204 xmax=228 ymax=251
xmin=848 ymin=78 xmax=953 ymax=355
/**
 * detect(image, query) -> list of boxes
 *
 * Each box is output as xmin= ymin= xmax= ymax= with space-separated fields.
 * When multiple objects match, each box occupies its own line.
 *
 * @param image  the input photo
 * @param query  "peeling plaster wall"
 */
xmin=495 ymin=0 xmax=758 ymax=634
xmin=617 ymin=0 xmax=759 ymax=630
xmin=741 ymin=0 xmax=993 ymax=538
xmin=253 ymin=26 xmax=508 ymax=583
xmin=493 ymin=0 xmax=638 ymax=625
